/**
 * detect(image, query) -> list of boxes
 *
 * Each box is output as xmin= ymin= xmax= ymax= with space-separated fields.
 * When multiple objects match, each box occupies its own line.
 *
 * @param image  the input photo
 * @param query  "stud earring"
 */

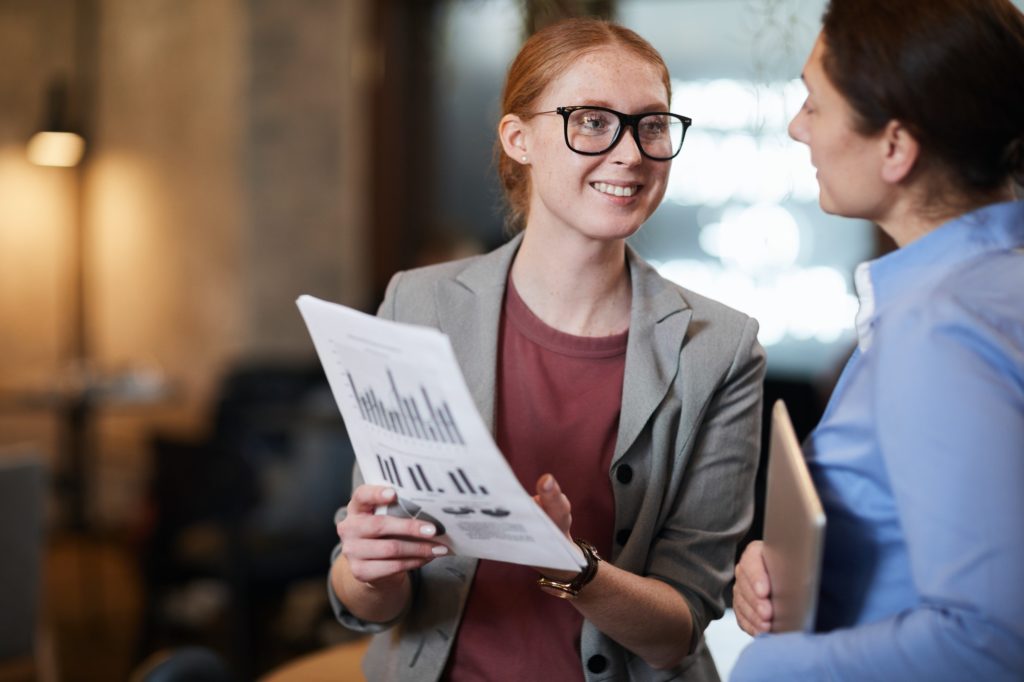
xmin=521 ymin=155 xmax=528 ymax=163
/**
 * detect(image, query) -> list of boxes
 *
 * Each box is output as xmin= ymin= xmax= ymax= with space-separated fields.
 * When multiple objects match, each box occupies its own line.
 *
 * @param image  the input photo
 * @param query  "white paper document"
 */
xmin=297 ymin=295 xmax=584 ymax=572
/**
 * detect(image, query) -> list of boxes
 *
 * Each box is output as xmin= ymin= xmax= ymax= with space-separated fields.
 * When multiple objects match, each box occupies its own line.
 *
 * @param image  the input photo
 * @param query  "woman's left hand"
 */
xmin=532 ymin=473 xmax=578 ymax=579
xmin=532 ymin=473 xmax=693 ymax=669
xmin=534 ymin=473 xmax=573 ymax=539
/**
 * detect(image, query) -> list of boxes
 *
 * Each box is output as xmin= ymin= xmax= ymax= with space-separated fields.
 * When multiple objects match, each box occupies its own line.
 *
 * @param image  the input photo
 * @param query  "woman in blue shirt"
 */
xmin=731 ymin=0 xmax=1024 ymax=680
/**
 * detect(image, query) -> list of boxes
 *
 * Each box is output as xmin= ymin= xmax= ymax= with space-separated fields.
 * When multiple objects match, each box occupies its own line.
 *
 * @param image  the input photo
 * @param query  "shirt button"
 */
xmin=616 ymin=464 xmax=633 ymax=484
xmin=587 ymin=654 xmax=608 ymax=673
xmin=615 ymin=528 xmax=631 ymax=546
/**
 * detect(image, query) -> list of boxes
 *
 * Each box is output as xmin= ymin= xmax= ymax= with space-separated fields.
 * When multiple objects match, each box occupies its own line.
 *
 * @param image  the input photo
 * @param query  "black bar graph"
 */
xmin=376 ymin=454 xmax=404 ymax=488
xmin=348 ymin=369 xmax=465 ymax=445
xmin=374 ymin=454 xmax=488 ymax=496
xmin=447 ymin=467 xmax=488 ymax=496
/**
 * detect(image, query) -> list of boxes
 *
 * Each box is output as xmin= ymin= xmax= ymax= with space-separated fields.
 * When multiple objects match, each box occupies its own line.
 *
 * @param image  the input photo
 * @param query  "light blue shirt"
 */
xmin=731 ymin=200 xmax=1024 ymax=681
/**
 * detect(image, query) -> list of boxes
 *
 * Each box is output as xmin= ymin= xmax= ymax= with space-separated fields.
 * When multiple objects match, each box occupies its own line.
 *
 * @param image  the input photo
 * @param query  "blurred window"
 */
xmin=433 ymin=0 xmax=875 ymax=379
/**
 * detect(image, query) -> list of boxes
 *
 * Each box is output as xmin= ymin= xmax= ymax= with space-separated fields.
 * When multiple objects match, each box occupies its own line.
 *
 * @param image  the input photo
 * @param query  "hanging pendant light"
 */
xmin=27 ymin=79 xmax=86 ymax=168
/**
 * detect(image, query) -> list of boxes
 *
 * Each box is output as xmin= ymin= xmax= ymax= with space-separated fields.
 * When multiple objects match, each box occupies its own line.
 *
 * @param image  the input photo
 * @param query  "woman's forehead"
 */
xmin=541 ymin=46 xmax=669 ymax=107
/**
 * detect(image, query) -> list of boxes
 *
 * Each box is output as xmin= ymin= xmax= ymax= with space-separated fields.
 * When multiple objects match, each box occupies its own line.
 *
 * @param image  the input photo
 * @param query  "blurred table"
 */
xmin=259 ymin=637 xmax=369 ymax=682
xmin=0 ymin=366 xmax=171 ymax=531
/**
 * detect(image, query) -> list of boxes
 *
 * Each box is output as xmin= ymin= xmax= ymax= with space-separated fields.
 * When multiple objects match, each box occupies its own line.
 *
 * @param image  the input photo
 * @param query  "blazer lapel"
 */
xmin=614 ymin=248 xmax=691 ymax=462
xmin=434 ymin=234 xmax=523 ymax=433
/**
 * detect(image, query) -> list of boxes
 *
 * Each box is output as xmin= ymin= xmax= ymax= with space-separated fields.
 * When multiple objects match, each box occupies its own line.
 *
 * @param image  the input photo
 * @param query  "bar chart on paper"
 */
xmin=297 ymin=295 xmax=587 ymax=571
xmin=346 ymin=368 xmax=466 ymax=445
xmin=375 ymin=453 xmax=489 ymax=496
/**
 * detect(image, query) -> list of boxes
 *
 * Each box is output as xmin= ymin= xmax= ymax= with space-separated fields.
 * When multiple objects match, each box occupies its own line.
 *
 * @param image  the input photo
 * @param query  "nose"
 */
xmin=788 ymin=106 xmax=809 ymax=145
xmin=608 ymin=126 xmax=644 ymax=165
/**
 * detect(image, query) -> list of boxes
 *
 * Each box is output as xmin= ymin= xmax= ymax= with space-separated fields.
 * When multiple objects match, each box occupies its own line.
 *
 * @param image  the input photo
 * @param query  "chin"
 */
xmin=817 ymin=190 xmax=848 ymax=218
xmin=819 ymin=197 xmax=870 ymax=221
xmin=587 ymin=217 xmax=647 ymax=242
xmin=816 ymin=185 xmax=878 ymax=221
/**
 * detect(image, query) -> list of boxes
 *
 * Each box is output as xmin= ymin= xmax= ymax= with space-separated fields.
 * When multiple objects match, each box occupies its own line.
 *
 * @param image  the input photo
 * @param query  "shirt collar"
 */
xmin=852 ymin=199 xmax=1024 ymax=352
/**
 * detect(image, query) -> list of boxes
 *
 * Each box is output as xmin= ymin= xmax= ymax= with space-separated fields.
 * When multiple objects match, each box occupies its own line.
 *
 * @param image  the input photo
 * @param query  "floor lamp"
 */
xmin=27 ymin=78 xmax=91 ymax=532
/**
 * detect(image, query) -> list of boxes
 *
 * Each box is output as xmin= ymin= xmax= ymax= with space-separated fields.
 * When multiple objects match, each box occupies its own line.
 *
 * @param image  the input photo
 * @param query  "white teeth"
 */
xmin=593 ymin=182 xmax=637 ymax=197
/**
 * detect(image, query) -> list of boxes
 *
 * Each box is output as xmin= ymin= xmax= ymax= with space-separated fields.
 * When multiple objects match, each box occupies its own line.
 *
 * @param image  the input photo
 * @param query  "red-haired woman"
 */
xmin=328 ymin=17 xmax=765 ymax=682
xmin=732 ymin=1 xmax=1024 ymax=680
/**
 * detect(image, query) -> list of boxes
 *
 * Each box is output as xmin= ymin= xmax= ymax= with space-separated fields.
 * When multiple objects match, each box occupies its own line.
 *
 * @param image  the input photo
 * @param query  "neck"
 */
xmin=511 ymin=227 xmax=631 ymax=337
xmin=876 ymin=181 xmax=1016 ymax=247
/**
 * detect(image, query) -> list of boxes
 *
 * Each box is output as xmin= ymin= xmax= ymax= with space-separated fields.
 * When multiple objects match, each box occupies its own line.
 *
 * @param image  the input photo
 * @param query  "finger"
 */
xmin=732 ymin=587 xmax=758 ymax=633
xmin=733 ymin=597 xmax=769 ymax=635
xmin=732 ymin=587 xmax=770 ymax=635
xmin=735 ymin=564 xmax=769 ymax=603
xmin=735 ymin=610 xmax=758 ymax=637
xmin=343 ymin=535 xmax=449 ymax=562
xmin=737 ymin=542 xmax=772 ymax=599
xmin=749 ymin=541 xmax=772 ymax=598
xmin=347 ymin=485 xmax=398 ymax=514
xmin=737 ymin=584 xmax=773 ymax=634
xmin=734 ymin=563 xmax=773 ymax=626
xmin=339 ymin=513 xmax=440 ymax=544
xmin=535 ymin=474 xmax=572 ymax=533
xmin=347 ymin=557 xmax=433 ymax=584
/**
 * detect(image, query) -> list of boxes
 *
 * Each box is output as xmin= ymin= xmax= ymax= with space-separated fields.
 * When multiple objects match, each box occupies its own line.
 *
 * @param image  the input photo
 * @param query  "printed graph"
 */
xmin=347 ymin=369 xmax=465 ymax=445
xmin=376 ymin=454 xmax=489 ymax=496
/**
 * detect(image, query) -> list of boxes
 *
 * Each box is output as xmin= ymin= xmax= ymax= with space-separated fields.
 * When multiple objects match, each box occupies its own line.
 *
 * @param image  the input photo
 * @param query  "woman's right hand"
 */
xmin=337 ymin=484 xmax=449 ymax=586
xmin=733 ymin=540 xmax=774 ymax=636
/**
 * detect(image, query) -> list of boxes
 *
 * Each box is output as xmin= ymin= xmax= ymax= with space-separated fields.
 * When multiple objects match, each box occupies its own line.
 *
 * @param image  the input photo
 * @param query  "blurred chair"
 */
xmin=0 ymin=450 xmax=53 ymax=682
xmin=130 ymin=646 xmax=235 ymax=682
xmin=135 ymin=361 xmax=355 ymax=679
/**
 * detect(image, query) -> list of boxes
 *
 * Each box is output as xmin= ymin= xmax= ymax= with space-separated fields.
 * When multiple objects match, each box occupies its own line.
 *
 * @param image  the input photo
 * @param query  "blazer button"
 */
xmin=615 ymin=464 xmax=633 ymax=484
xmin=587 ymin=654 xmax=608 ymax=673
xmin=615 ymin=528 xmax=631 ymax=546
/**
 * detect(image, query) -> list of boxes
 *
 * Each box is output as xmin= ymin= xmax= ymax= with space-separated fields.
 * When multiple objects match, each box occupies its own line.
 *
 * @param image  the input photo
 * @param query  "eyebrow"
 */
xmin=574 ymin=100 xmax=672 ymax=113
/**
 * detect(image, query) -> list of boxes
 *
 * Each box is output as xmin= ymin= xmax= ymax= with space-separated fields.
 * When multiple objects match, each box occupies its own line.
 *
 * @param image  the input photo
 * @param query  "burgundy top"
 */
xmin=444 ymin=278 xmax=627 ymax=681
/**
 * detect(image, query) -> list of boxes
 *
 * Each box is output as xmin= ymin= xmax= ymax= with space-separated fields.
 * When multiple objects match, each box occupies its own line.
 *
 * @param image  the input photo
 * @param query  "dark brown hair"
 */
xmin=495 ymin=17 xmax=671 ymax=232
xmin=821 ymin=0 xmax=1024 ymax=196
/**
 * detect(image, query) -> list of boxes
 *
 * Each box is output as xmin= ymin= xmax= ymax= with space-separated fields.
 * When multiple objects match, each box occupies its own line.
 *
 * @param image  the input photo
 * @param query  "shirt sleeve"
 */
xmin=731 ymin=294 xmax=1024 ymax=681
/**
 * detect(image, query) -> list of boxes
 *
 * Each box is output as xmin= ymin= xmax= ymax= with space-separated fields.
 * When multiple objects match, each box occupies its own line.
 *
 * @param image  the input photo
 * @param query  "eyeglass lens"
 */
xmin=565 ymin=108 xmax=686 ymax=159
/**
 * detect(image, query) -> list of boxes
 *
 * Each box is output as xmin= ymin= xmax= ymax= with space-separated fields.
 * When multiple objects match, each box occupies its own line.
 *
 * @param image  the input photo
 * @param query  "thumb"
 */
xmin=536 ymin=474 xmax=571 ymax=535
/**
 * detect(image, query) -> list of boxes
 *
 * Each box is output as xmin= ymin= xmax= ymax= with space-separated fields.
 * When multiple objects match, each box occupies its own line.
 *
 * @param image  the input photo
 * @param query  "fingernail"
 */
xmin=432 ymin=545 xmax=448 ymax=556
xmin=757 ymin=581 xmax=767 ymax=593
xmin=381 ymin=488 xmax=396 ymax=501
xmin=420 ymin=524 xmax=436 ymax=536
xmin=542 ymin=475 xmax=555 ymax=492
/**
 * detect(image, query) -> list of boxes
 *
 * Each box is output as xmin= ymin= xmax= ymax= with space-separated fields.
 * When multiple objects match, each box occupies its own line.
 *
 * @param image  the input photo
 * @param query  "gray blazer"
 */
xmin=329 ymin=233 xmax=766 ymax=681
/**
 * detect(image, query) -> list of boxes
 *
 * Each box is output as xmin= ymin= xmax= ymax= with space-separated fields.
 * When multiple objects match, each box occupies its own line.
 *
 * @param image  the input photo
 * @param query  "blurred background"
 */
xmin=3 ymin=0 xmax=1017 ymax=680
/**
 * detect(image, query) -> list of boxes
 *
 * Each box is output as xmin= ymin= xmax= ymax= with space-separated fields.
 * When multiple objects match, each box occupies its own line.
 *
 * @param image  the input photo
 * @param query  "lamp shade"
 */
xmin=27 ymin=79 xmax=86 ymax=168
xmin=27 ymin=131 xmax=86 ymax=167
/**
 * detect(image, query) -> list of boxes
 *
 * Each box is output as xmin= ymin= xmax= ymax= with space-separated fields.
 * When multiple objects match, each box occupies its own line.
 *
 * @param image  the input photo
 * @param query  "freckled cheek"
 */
xmin=647 ymin=168 xmax=669 ymax=196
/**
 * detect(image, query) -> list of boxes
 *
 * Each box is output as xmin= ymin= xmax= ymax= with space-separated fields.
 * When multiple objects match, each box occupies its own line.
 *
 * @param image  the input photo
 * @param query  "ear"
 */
xmin=879 ymin=120 xmax=920 ymax=184
xmin=498 ymin=113 xmax=530 ymax=163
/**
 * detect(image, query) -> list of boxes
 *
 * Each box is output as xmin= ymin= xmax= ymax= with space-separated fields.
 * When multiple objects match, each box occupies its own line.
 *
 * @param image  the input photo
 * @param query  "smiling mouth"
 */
xmin=592 ymin=182 xmax=639 ymax=198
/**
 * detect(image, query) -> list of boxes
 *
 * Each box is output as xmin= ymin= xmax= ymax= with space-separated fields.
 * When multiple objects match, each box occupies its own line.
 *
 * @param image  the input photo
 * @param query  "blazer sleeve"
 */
xmin=647 ymin=315 xmax=766 ymax=644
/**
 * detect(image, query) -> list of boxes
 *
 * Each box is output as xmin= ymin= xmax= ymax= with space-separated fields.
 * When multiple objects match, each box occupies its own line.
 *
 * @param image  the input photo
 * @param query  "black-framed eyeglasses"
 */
xmin=533 ymin=105 xmax=692 ymax=161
